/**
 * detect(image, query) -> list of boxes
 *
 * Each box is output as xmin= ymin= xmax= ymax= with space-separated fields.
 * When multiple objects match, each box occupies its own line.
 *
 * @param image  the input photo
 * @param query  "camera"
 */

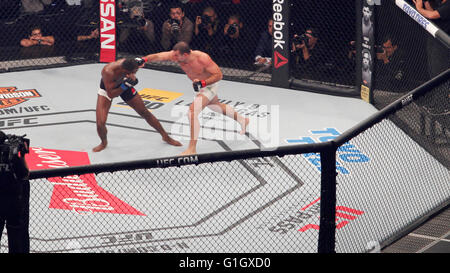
xmin=169 ymin=18 xmax=181 ymax=33
xmin=132 ymin=16 xmax=147 ymax=27
xmin=200 ymin=14 xmax=212 ymax=28
xmin=0 ymin=133 xmax=29 ymax=175
xmin=293 ymin=33 xmax=309 ymax=46
xmin=128 ymin=3 xmax=147 ymax=27
xmin=227 ymin=23 xmax=239 ymax=36
xmin=375 ymin=45 xmax=385 ymax=54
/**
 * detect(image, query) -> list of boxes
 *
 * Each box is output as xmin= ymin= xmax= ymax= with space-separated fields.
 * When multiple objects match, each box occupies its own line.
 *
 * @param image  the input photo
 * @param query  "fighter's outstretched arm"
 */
xmin=141 ymin=51 xmax=175 ymax=63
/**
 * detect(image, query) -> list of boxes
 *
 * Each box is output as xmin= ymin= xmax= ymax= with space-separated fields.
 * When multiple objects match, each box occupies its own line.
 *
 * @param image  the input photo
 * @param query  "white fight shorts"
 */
xmin=198 ymin=82 xmax=219 ymax=101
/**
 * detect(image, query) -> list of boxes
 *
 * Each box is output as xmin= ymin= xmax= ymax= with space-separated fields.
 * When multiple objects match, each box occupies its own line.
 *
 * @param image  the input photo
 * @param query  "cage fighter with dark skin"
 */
xmin=93 ymin=58 xmax=182 ymax=152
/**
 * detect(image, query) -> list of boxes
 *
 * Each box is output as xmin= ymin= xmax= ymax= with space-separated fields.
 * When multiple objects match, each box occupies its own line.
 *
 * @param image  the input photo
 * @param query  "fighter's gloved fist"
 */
xmin=120 ymin=77 xmax=138 ymax=90
xmin=193 ymin=80 xmax=206 ymax=92
xmin=135 ymin=57 xmax=147 ymax=66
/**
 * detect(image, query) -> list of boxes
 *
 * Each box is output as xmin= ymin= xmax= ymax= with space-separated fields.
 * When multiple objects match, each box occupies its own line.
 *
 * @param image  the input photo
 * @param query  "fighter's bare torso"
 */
xmin=102 ymin=59 xmax=128 ymax=85
xmin=175 ymin=51 xmax=212 ymax=81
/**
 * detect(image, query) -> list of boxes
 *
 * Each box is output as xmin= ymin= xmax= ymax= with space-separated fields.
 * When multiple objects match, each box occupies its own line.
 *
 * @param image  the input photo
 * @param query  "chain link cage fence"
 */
xmin=10 ymin=152 xmax=324 ymax=253
xmin=370 ymin=0 xmax=449 ymax=208
xmin=334 ymin=73 xmax=450 ymax=253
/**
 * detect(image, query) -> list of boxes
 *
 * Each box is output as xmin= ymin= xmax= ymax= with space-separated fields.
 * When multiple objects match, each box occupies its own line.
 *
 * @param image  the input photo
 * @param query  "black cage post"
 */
xmin=318 ymin=142 xmax=337 ymax=253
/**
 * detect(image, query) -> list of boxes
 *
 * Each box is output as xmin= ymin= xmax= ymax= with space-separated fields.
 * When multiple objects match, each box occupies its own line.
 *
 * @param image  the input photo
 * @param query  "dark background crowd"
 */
xmin=0 ymin=0 xmax=447 ymax=90
xmin=0 ymin=0 xmax=358 ymax=86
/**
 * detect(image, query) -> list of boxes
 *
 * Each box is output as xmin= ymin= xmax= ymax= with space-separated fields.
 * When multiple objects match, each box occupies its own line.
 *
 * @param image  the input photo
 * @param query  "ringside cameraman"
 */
xmin=0 ymin=131 xmax=30 ymax=253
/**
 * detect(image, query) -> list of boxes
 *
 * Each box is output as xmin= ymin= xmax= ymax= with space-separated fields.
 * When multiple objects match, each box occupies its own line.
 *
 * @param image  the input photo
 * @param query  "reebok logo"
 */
xmin=273 ymin=0 xmax=286 ymax=50
xmin=274 ymin=51 xmax=288 ymax=68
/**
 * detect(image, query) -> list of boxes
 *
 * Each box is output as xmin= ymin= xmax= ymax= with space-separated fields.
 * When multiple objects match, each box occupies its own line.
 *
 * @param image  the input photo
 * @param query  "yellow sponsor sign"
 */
xmin=138 ymin=88 xmax=183 ymax=103
xmin=360 ymin=85 xmax=371 ymax=103
xmin=114 ymin=88 xmax=184 ymax=111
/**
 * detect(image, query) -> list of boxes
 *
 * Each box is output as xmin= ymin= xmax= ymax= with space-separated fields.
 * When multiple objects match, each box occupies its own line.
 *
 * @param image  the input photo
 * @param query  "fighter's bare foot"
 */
xmin=163 ymin=136 xmax=182 ymax=146
xmin=239 ymin=117 xmax=250 ymax=135
xmin=93 ymin=142 xmax=107 ymax=152
xmin=179 ymin=148 xmax=196 ymax=156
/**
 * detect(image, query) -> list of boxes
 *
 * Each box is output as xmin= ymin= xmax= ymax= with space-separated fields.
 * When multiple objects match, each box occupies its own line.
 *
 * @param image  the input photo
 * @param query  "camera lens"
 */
xmin=227 ymin=23 xmax=238 ymax=35
xmin=201 ymin=15 xmax=211 ymax=27
xmin=137 ymin=17 xmax=146 ymax=27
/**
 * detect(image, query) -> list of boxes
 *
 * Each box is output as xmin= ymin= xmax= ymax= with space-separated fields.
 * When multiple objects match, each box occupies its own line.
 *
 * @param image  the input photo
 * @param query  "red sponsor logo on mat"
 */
xmin=298 ymin=198 xmax=364 ymax=232
xmin=26 ymin=147 xmax=145 ymax=216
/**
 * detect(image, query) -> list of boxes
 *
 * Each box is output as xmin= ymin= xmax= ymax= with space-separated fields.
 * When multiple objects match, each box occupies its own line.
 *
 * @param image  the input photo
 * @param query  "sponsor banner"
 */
xmin=260 ymin=197 xmax=364 ymax=234
xmin=361 ymin=0 xmax=375 ymax=103
xmin=271 ymin=0 xmax=290 ymax=88
xmin=100 ymin=0 xmax=116 ymax=62
xmin=395 ymin=0 xmax=439 ymax=36
xmin=114 ymin=88 xmax=184 ymax=110
xmin=286 ymin=127 xmax=370 ymax=175
xmin=0 ymin=86 xmax=41 ymax=108
xmin=26 ymin=147 xmax=145 ymax=216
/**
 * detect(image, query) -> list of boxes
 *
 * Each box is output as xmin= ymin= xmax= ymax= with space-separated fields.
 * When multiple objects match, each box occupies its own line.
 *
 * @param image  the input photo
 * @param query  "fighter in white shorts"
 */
xmin=138 ymin=42 xmax=249 ymax=155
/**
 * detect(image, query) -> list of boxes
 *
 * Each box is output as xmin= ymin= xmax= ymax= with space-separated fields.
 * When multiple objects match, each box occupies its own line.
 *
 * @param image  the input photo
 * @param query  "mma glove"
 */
xmin=193 ymin=80 xmax=206 ymax=92
xmin=120 ymin=77 xmax=139 ymax=91
xmin=135 ymin=57 xmax=148 ymax=66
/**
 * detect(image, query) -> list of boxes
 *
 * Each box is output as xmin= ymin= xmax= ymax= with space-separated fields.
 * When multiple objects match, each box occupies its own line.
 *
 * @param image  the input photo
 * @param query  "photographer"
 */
xmin=192 ymin=6 xmax=220 ymax=53
xmin=374 ymin=36 xmax=412 ymax=92
xmin=291 ymin=27 xmax=326 ymax=80
xmin=212 ymin=14 xmax=253 ymax=66
xmin=118 ymin=0 xmax=156 ymax=53
xmin=0 ymin=131 xmax=30 ymax=253
xmin=161 ymin=3 xmax=194 ymax=51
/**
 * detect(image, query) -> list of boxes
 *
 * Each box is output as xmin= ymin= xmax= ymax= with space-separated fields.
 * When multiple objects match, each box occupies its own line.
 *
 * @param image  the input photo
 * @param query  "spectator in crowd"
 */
xmin=73 ymin=27 xmax=99 ymax=59
xmin=21 ymin=0 xmax=53 ymax=13
xmin=413 ymin=0 xmax=450 ymax=32
xmin=77 ymin=28 xmax=99 ymax=43
xmin=20 ymin=25 xmax=55 ymax=47
xmin=161 ymin=3 xmax=194 ymax=51
xmin=413 ymin=0 xmax=449 ymax=115
xmin=212 ymin=14 xmax=253 ymax=65
xmin=375 ymin=35 xmax=411 ymax=92
xmin=254 ymin=18 xmax=273 ymax=67
xmin=413 ymin=0 xmax=449 ymax=77
xmin=19 ymin=25 xmax=55 ymax=58
xmin=192 ymin=6 xmax=221 ymax=53
xmin=342 ymin=40 xmax=356 ymax=76
xmin=118 ymin=0 xmax=156 ymax=53
xmin=291 ymin=27 xmax=327 ymax=80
